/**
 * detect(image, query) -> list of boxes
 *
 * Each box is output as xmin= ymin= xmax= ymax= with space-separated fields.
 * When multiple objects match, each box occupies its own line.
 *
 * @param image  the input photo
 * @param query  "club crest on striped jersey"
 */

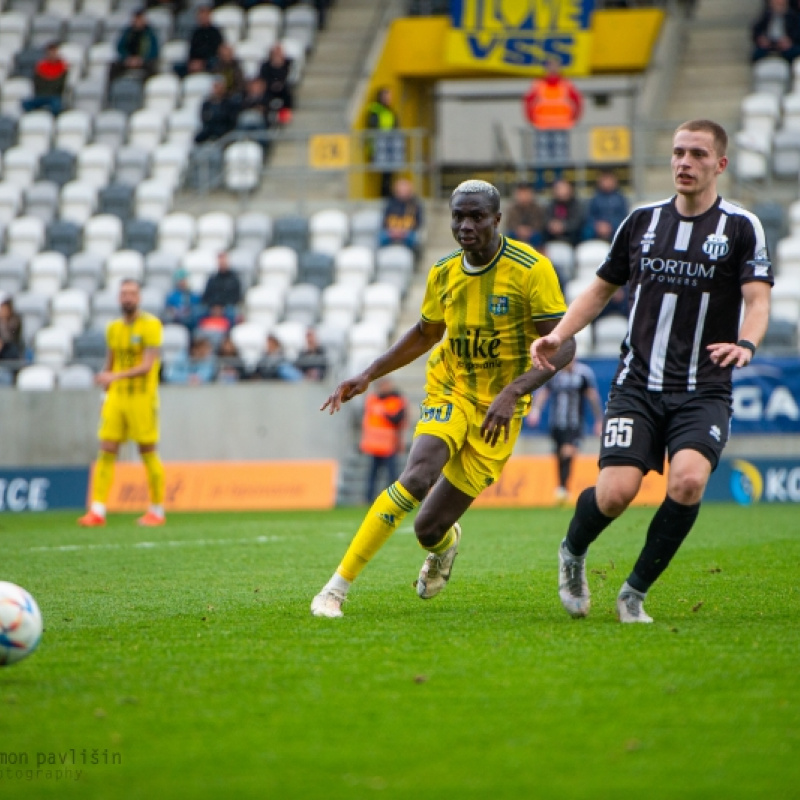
xmin=640 ymin=230 xmax=657 ymax=253
xmin=488 ymin=295 xmax=509 ymax=315
xmin=702 ymin=233 xmax=729 ymax=259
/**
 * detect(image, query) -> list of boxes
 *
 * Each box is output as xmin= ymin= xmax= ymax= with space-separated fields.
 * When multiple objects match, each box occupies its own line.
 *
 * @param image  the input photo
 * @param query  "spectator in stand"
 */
xmin=544 ymin=179 xmax=584 ymax=248
xmin=504 ymin=182 xmax=545 ymax=248
xmin=378 ymin=178 xmax=424 ymax=252
xmin=179 ymin=5 xmax=223 ymax=76
xmin=195 ymin=77 xmax=239 ymax=143
xmin=366 ymin=87 xmax=400 ymax=198
xmin=752 ymin=0 xmax=800 ymax=63
xmin=216 ymin=334 xmax=248 ymax=383
xmin=164 ymin=335 xmax=217 ymax=385
xmin=259 ymin=43 xmax=294 ymax=125
xmin=164 ymin=269 xmax=202 ymax=330
xmin=0 ymin=298 xmax=23 ymax=363
xmin=22 ymin=42 xmax=69 ymax=116
xmin=212 ymin=43 xmax=246 ymax=101
xmin=254 ymin=334 xmax=303 ymax=381
xmin=295 ymin=327 xmax=328 ymax=380
xmin=238 ymin=78 xmax=270 ymax=130
xmin=583 ymin=171 xmax=628 ymax=243
xmin=109 ymin=8 xmax=160 ymax=84
xmin=360 ymin=377 xmax=408 ymax=504
xmin=196 ymin=304 xmax=232 ymax=348
xmin=201 ymin=252 xmax=241 ymax=323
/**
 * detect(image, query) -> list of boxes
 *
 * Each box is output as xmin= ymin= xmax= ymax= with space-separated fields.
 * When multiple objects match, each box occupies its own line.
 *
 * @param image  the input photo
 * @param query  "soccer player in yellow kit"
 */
xmin=78 ymin=279 xmax=167 ymax=527
xmin=311 ymin=180 xmax=576 ymax=617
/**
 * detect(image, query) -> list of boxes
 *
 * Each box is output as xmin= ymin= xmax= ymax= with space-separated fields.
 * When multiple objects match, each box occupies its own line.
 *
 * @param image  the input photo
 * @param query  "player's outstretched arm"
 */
xmin=481 ymin=323 xmax=576 ymax=447
xmin=530 ymin=277 xmax=621 ymax=371
xmin=320 ymin=319 xmax=445 ymax=415
xmin=708 ymin=281 xmax=771 ymax=369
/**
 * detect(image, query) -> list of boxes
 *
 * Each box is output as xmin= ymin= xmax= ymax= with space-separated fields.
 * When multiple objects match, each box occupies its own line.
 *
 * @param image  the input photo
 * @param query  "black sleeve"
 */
xmin=596 ymin=213 xmax=634 ymax=286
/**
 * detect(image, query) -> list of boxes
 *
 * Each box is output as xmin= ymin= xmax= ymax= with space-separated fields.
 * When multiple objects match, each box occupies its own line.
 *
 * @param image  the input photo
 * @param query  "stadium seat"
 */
xmin=776 ymin=235 xmax=800 ymax=276
xmin=283 ymin=282 xmax=321 ymax=326
xmin=235 ymin=38 xmax=272 ymax=80
xmin=58 ymin=362 xmax=95 ymax=389
xmin=83 ymin=214 xmax=123 ymax=257
xmin=109 ymin=77 xmax=143 ymax=116
xmin=196 ymin=212 xmax=235 ymax=252
xmin=772 ymin=128 xmax=800 ymax=179
xmin=76 ymin=143 xmax=114 ymax=189
xmin=0 ymin=182 xmax=23 ymax=224
xmin=314 ymin=321 xmax=347 ymax=369
xmin=128 ymin=109 xmax=166 ymax=152
xmin=30 ymin=15 xmax=64 ymax=48
xmin=735 ymin=129 xmax=770 ymax=182
xmin=115 ymin=146 xmax=151 ymax=187
xmin=247 ymin=5 xmax=283 ymax=41
xmin=223 ymin=141 xmax=263 ymax=193
xmin=3 ymin=146 xmax=39 ymax=188
xmin=161 ymin=323 xmax=190 ymax=366
xmin=173 ymin=8 xmax=196 ymax=41
xmin=72 ymin=328 xmax=106 ymax=368
xmin=753 ymin=56 xmax=791 ymax=98
xmin=245 ymin=284 xmax=284 ymax=329
xmin=68 ymin=251 xmax=104 ymax=294
xmin=309 ymin=209 xmax=349 ymax=256
xmin=346 ymin=321 xmax=388 ymax=374
xmin=58 ymin=42 xmax=87 ymax=86
xmin=59 ymin=180 xmax=98 ymax=226
xmin=34 ymin=325 xmax=72 ymax=367
xmin=565 ymin=275 xmax=594 ymax=305
xmin=124 ymin=219 xmax=158 ymax=255
xmin=350 ymin=208 xmax=382 ymax=249
xmin=544 ymin=241 xmax=575 ymax=281
xmin=144 ymin=73 xmax=181 ymax=114
xmin=788 ymin=200 xmax=800 ymax=237
xmin=361 ymin=283 xmax=401 ymax=331
xmin=28 ymin=251 xmax=67 ymax=297
xmin=575 ymin=239 xmax=610 ymax=279
xmin=771 ymin=276 xmax=800 ymax=324
xmin=150 ymin=143 xmax=187 ymax=191
xmin=105 ymin=249 xmax=145 ymax=289
xmin=145 ymin=250 xmax=180 ymax=293
xmin=334 ymin=245 xmax=374 ymax=289
xmin=230 ymin=322 xmax=267 ymax=371
xmin=46 ymin=220 xmax=82 ymax=258
xmin=236 ymin=211 xmax=272 ymax=252
xmin=211 ymin=5 xmax=244 ymax=43
xmin=272 ymin=319 xmax=306 ymax=360
xmin=90 ymin=289 xmax=119 ymax=331
xmin=160 ymin=39 xmax=189 ymax=75
xmin=185 ymin=143 xmax=223 ymax=191
xmin=299 ymin=251 xmax=335 ymax=291
xmin=321 ymin=283 xmax=361 ymax=330
xmin=66 ymin=14 xmax=101 ymax=48
xmin=18 ymin=111 xmax=54 ymax=158
xmin=0 ymin=12 xmax=29 ymax=57
xmin=139 ymin=285 xmax=165 ymax=318
xmin=54 ymin=110 xmax=93 ymax=155
xmin=50 ymin=287 xmax=89 ymax=335
xmin=0 ymin=115 xmax=18 ymax=152
xmin=284 ymin=5 xmax=319 ymax=53
xmin=741 ymin=92 xmax=781 ymax=137
xmin=181 ymin=72 xmax=215 ymax=113
xmin=39 ymin=148 xmax=76 ymax=188
xmin=158 ymin=212 xmax=196 ymax=257
xmin=14 ymin=291 xmax=50 ymax=344
xmin=146 ymin=5 xmax=173 ymax=43
xmin=16 ymin=364 xmax=57 ymax=391
xmin=0 ymin=254 xmax=28 ymax=294
xmin=375 ymin=244 xmax=414 ymax=277
xmin=227 ymin=247 xmax=258 ymax=290
xmin=593 ymin=314 xmax=628 ymax=356
xmin=24 ymin=180 xmax=60 ymax=224
xmin=272 ymin=215 xmax=309 ymax=253
xmin=44 ymin=0 xmax=77 ymax=17
xmin=72 ymin=76 xmax=106 ymax=116
xmin=752 ymin=201 xmax=785 ymax=258
xmin=7 ymin=215 xmax=46 ymax=257
xmin=183 ymin=248 xmax=216 ymax=293
xmin=280 ymin=38 xmax=306 ymax=85
xmin=1 ymin=77 xmax=33 ymax=118
xmin=165 ymin=106 xmax=199 ymax=146
xmin=135 ymin=180 xmax=173 ymax=223
xmin=93 ymin=110 xmax=128 ymax=149
xmin=258 ymin=246 xmax=298 ymax=289
xmin=98 ymin=182 xmax=135 ymax=222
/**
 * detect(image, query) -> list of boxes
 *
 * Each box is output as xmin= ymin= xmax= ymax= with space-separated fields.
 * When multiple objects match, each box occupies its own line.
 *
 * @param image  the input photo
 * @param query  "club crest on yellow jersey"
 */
xmin=488 ymin=295 xmax=509 ymax=315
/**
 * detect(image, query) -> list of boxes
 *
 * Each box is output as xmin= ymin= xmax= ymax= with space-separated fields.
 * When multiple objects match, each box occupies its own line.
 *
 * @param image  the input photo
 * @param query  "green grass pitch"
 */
xmin=0 ymin=504 xmax=798 ymax=799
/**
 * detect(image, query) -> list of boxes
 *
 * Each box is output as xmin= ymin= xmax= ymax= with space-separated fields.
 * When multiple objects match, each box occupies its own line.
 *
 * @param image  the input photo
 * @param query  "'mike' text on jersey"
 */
xmin=598 ymin=197 xmax=774 ymax=392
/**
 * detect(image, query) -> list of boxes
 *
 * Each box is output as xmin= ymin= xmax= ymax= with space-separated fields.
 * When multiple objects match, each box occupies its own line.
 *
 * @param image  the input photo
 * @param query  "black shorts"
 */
xmin=599 ymin=384 xmax=733 ymax=475
xmin=551 ymin=428 xmax=582 ymax=451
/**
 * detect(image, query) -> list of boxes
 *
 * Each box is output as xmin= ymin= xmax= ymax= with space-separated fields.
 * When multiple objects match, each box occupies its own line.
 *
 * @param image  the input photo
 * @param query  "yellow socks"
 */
xmin=424 ymin=525 xmax=457 ymax=554
xmin=92 ymin=450 xmax=117 ymax=505
xmin=141 ymin=451 xmax=166 ymax=507
xmin=336 ymin=481 xmax=419 ymax=583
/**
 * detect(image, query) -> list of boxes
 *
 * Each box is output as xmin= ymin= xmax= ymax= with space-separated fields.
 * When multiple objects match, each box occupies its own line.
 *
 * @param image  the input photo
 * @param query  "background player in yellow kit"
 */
xmin=311 ymin=180 xmax=577 ymax=618
xmin=78 ymin=279 xmax=166 ymax=527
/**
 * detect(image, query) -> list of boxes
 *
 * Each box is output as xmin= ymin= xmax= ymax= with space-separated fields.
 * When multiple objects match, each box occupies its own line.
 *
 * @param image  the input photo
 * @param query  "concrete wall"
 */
xmin=0 ymin=383 xmax=353 ymax=466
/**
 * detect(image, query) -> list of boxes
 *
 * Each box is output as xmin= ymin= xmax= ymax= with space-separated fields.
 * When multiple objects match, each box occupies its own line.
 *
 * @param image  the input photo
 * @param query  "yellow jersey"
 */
xmin=106 ymin=312 xmax=162 ymax=400
xmin=420 ymin=237 xmax=567 ymax=416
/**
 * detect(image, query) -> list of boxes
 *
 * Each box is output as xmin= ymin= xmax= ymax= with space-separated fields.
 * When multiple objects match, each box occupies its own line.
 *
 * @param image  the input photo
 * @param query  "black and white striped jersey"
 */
xmin=546 ymin=362 xmax=597 ymax=432
xmin=596 ymin=196 xmax=774 ymax=393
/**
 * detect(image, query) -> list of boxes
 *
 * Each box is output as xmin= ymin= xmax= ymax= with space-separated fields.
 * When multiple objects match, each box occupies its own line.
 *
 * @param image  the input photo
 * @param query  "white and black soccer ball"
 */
xmin=0 ymin=581 xmax=43 ymax=666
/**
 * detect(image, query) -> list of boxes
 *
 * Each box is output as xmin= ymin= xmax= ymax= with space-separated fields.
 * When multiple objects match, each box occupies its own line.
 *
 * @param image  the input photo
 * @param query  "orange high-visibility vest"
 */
xmin=525 ymin=80 xmax=580 ymax=130
xmin=360 ymin=393 xmax=406 ymax=457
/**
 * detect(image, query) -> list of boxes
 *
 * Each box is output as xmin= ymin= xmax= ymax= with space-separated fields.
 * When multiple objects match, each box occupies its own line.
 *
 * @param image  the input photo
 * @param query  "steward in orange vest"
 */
xmin=523 ymin=64 xmax=583 ymax=131
xmin=360 ymin=381 xmax=407 ymax=458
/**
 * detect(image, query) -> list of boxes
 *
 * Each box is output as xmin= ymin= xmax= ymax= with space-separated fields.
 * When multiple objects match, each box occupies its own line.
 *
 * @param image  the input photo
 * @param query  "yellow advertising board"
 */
xmin=445 ymin=0 xmax=595 ymax=76
xmin=473 ymin=455 xmax=667 ymax=507
xmin=98 ymin=460 xmax=338 ymax=512
xmin=309 ymin=134 xmax=350 ymax=169
xmin=589 ymin=126 xmax=631 ymax=162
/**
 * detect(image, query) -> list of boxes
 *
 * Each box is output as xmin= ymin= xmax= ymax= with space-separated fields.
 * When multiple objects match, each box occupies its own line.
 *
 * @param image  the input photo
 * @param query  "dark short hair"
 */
xmin=119 ymin=278 xmax=141 ymax=289
xmin=675 ymin=119 xmax=728 ymax=156
xmin=451 ymin=180 xmax=501 ymax=213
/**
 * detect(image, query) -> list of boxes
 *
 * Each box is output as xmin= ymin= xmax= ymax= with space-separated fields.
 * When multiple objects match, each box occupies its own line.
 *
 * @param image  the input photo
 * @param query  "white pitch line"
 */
xmin=28 ymin=535 xmax=284 ymax=553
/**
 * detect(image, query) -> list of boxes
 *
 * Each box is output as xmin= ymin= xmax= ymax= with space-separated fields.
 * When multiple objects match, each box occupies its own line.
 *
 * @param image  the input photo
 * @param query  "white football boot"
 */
xmin=616 ymin=582 xmax=653 ymax=623
xmin=558 ymin=539 xmax=591 ymax=618
xmin=416 ymin=523 xmax=461 ymax=600
xmin=310 ymin=588 xmax=346 ymax=618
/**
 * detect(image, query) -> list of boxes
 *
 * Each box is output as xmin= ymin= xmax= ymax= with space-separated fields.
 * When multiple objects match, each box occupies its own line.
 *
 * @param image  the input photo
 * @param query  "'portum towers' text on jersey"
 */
xmin=597 ymin=196 xmax=774 ymax=392
xmin=421 ymin=236 xmax=567 ymax=416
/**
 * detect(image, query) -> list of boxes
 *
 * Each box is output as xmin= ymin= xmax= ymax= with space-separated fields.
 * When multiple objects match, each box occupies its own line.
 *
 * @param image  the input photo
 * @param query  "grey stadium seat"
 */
xmin=0 ymin=116 xmax=18 ymax=152
xmin=93 ymin=110 xmax=128 ymax=149
xmin=98 ymin=182 xmax=135 ymax=221
xmin=284 ymin=283 xmax=321 ymax=326
xmin=67 ymin=14 xmax=101 ymax=48
xmin=109 ymin=77 xmax=144 ymax=116
xmin=39 ymin=149 xmax=76 ymax=187
xmin=298 ymin=251 xmax=334 ymax=291
xmin=46 ymin=220 xmax=82 ymax=258
xmin=144 ymin=250 xmax=180 ymax=293
xmin=115 ymin=147 xmax=150 ymax=186
xmin=14 ymin=291 xmax=50 ymax=345
xmin=90 ymin=289 xmax=119 ymax=331
xmin=273 ymin=215 xmax=309 ymax=253
xmin=13 ymin=47 xmax=43 ymax=81
xmin=0 ymin=254 xmax=28 ymax=294
xmin=72 ymin=328 xmax=107 ymax=370
xmin=124 ymin=218 xmax=158 ymax=255
xmin=30 ymin=15 xmax=64 ymax=48
xmin=24 ymin=181 xmax=60 ymax=224
xmin=236 ymin=211 xmax=272 ymax=252
xmin=68 ymin=252 xmax=105 ymax=294
xmin=72 ymin=78 xmax=106 ymax=116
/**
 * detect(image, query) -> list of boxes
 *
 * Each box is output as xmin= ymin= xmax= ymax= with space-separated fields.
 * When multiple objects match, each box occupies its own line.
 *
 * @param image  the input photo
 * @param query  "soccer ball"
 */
xmin=0 ymin=581 xmax=43 ymax=666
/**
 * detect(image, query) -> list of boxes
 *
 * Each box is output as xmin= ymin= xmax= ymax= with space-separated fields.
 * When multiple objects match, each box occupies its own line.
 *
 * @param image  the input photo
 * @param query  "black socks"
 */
xmin=565 ymin=487 xmax=615 ymax=557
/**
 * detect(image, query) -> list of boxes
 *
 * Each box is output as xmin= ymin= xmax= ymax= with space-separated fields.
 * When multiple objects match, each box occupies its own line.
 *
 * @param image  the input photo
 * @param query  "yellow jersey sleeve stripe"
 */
xmin=435 ymin=249 xmax=461 ymax=267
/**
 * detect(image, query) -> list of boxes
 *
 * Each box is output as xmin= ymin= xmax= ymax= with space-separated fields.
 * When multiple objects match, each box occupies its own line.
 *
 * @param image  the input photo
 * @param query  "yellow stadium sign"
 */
xmin=589 ymin=126 xmax=631 ymax=162
xmin=445 ymin=0 xmax=595 ymax=76
xmin=309 ymin=134 xmax=350 ymax=169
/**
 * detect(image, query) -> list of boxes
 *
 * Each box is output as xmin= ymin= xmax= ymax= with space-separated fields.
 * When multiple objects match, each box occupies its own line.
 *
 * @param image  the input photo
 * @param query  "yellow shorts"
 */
xmin=98 ymin=393 xmax=159 ymax=445
xmin=413 ymin=392 xmax=522 ymax=498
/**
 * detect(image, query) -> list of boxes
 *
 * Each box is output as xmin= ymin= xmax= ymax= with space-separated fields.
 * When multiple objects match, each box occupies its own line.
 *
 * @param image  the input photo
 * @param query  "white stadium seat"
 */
xmin=83 ymin=214 xmax=124 ymax=257
xmin=158 ymin=213 xmax=197 ymax=257
xmin=28 ymin=251 xmax=67 ymax=297
xmin=258 ymin=246 xmax=298 ymax=289
xmin=16 ymin=364 xmax=57 ymax=392
xmin=244 ymin=284 xmax=284 ymax=329
xmin=50 ymin=288 xmax=90 ymax=335
xmin=34 ymin=325 xmax=72 ymax=367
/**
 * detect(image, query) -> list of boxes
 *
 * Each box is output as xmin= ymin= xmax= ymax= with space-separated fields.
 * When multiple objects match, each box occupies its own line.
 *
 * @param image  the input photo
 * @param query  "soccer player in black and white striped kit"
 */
xmin=531 ymin=120 xmax=773 ymax=622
